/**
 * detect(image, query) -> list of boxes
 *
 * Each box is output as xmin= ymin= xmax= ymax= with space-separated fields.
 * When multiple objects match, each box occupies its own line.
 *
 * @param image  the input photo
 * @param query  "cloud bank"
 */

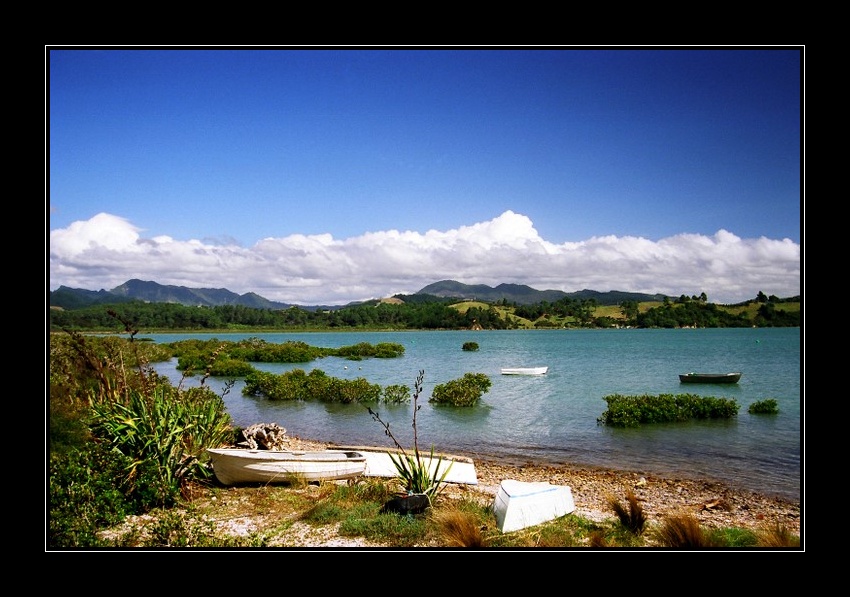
xmin=48 ymin=211 xmax=800 ymax=306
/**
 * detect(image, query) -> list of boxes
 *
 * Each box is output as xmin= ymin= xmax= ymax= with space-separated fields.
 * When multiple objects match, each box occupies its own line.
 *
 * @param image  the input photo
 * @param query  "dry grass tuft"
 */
xmin=431 ymin=505 xmax=486 ymax=547
xmin=607 ymin=490 xmax=647 ymax=535
xmin=756 ymin=522 xmax=800 ymax=547
xmin=654 ymin=513 xmax=719 ymax=548
xmin=588 ymin=530 xmax=611 ymax=547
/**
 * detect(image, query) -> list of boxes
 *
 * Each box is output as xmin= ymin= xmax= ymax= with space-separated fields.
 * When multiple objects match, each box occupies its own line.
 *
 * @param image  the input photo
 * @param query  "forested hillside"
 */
xmin=49 ymin=292 xmax=800 ymax=332
xmin=49 ymin=279 xmax=671 ymax=310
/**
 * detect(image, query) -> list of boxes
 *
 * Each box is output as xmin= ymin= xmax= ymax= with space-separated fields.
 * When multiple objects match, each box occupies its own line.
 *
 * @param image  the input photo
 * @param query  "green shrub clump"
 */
xmin=243 ymin=368 xmax=383 ymax=403
xmin=748 ymin=398 xmax=779 ymax=414
xmin=383 ymin=384 xmax=411 ymax=404
xmin=462 ymin=342 xmax=479 ymax=351
xmin=49 ymin=442 xmax=135 ymax=547
xmin=429 ymin=373 xmax=492 ymax=407
xmin=597 ymin=393 xmax=740 ymax=427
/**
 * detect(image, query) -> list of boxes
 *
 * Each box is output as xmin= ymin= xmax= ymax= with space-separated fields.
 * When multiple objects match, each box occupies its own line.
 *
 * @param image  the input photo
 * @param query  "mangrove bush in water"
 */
xmin=748 ymin=398 xmax=779 ymax=414
xmin=429 ymin=372 xmax=492 ymax=407
xmin=243 ymin=368 xmax=384 ymax=403
xmin=169 ymin=338 xmax=405 ymax=374
xmin=597 ymin=393 xmax=740 ymax=428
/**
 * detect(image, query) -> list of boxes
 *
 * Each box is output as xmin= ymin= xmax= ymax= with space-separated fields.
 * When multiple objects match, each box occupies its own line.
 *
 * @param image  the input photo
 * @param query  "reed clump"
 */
xmin=607 ymin=490 xmax=647 ymax=535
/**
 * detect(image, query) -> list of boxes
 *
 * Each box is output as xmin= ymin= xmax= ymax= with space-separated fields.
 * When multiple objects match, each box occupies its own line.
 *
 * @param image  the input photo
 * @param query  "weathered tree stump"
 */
xmin=238 ymin=422 xmax=288 ymax=450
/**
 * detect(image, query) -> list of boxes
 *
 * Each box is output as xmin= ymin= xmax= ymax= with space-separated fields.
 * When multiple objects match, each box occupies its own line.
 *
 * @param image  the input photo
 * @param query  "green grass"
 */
xmin=80 ymin=478 xmax=800 ymax=549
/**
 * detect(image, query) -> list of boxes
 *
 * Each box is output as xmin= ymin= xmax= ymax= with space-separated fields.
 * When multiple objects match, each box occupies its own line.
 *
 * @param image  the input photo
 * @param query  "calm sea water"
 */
xmin=148 ymin=328 xmax=801 ymax=501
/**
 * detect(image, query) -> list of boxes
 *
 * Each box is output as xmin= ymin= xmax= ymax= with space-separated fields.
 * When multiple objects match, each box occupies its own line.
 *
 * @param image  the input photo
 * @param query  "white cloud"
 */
xmin=48 ymin=210 xmax=801 ymax=305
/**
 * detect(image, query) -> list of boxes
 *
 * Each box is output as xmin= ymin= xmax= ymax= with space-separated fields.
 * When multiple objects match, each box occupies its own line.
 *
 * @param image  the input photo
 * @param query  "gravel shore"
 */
xmin=468 ymin=456 xmax=801 ymax=535
xmin=289 ymin=435 xmax=803 ymax=538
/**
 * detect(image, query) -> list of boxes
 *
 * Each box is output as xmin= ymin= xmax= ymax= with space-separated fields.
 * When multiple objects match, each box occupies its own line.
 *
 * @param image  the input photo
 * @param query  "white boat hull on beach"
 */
xmin=493 ymin=479 xmax=575 ymax=533
xmin=335 ymin=446 xmax=478 ymax=485
xmin=207 ymin=448 xmax=367 ymax=486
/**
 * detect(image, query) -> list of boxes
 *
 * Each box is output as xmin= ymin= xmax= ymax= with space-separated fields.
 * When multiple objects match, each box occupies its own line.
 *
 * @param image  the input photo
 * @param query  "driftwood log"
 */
xmin=238 ymin=423 xmax=288 ymax=450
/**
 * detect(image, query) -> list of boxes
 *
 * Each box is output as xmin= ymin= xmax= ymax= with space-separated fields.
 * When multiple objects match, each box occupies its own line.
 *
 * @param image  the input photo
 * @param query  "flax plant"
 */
xmin=367 ymin=370 xmax=453 ymax=501
xmin=82 ymin=316 xmax=234 ymax=506
xmin=89 ymin=384 xmax=232 ymax=504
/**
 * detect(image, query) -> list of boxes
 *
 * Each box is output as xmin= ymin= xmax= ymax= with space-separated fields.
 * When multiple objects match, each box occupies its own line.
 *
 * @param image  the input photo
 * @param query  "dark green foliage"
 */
xmin=514 ymin=297 xmax=598 ymax=327
xmin=206 ymin=358 xmax=255 ymax=377
xmin=636 ymin=300 xmax=753 ymax=328
xmin=335 ymin=377 xmax=383 ymax=403
xmin=592 ymin=316 xmax=619 ymax=328
xmin=50 ymin=289 xmax=799 ymax=332
xmin=49 ymin=397 xmax=92 ymax=456
xmin=462 ymin=341 xmax=479 ymax=351
xmin=748 ymin=398 xmax=779 ymax=414
xmin=88 ymin=384 xmax=233 ymax=505
xmin=49 ymin=329 xmax=237 ymax=547
xmin=337 ymin=341 xmax=406 ymax=359
xmin=753 ymin=302 xmax=801 ymax=327
xmin=49 ymin=442 xmax=134 ymax=547
xmin=230 ymin=338 xmax=325 ymax=362
xmin=172 ymin=338 xmax=327 ymax=369
xmin=171 ymin=338 xmax=404 ymax=373
xmin=429 ymin=372 xmax=493 ymax=406
xmin=382 ymin=384 xmax=411 ymax=404
xmin=243 ymin=369 xmax=305 ymax=400
xmin=243 ymin=368 xmax=383 ymax=403
xmin=597 ymin=393 xmax=740 ymax=427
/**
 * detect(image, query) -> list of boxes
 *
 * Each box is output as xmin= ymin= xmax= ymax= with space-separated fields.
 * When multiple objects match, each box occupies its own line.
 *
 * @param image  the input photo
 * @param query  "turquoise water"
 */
xmin=149 ymin=327 xmax=801 ymax=501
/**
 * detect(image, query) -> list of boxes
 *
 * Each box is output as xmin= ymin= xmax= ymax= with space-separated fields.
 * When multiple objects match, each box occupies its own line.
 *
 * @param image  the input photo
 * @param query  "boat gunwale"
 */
xmin=207 ymin=448 xmax=367 ymax=462
xmin=678 ymin=372 xmax=742 ymax=384
xmin=206 ymin=448 xmax=368 ymax=485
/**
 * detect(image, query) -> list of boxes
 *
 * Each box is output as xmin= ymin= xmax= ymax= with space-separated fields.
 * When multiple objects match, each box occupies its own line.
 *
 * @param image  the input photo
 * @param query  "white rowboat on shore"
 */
xmin=207 ymin=448 xmax=367 ymax=486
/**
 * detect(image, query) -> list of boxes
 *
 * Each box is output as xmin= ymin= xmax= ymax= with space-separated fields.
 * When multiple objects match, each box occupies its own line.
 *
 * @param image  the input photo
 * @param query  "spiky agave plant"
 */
xmin=367 ymin=370 xmax=453 ymax=501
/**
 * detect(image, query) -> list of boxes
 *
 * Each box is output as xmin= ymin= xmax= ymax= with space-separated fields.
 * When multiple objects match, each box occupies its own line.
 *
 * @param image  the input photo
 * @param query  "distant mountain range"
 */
xmin=416 ymin=280 xmax=668 ymax=306
xmin=49 ymin=279 xmax=303 ymax=311
xmin=49 ymin=278 xmax=670 ymax=311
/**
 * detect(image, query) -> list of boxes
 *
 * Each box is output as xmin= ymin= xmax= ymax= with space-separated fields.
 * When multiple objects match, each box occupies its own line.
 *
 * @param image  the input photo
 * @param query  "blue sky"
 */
xmin=48 ymin=48 xmax=802 ymax=305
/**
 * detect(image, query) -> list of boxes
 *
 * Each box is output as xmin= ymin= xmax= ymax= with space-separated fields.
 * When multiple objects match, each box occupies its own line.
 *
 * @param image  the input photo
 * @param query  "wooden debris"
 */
xmin=701 ymin=498 xmax=732 ymax=511
xmin=238 ymin=423 xmax=288 ymax=450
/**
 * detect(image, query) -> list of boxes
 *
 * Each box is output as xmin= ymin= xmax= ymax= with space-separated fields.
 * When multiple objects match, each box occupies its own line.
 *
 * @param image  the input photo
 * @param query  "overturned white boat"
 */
xmin=493 ymin=479 xmax=576 ymax=533
xmin=336 ymin=446 xmax=478 ymax=485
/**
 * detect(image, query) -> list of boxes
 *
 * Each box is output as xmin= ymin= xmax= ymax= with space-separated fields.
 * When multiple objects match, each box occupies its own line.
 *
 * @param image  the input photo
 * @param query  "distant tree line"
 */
xmin=48 ymin=292 xmax=800 ymax=332
xmin=49 ymin=300 xmax=512 ymax=332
